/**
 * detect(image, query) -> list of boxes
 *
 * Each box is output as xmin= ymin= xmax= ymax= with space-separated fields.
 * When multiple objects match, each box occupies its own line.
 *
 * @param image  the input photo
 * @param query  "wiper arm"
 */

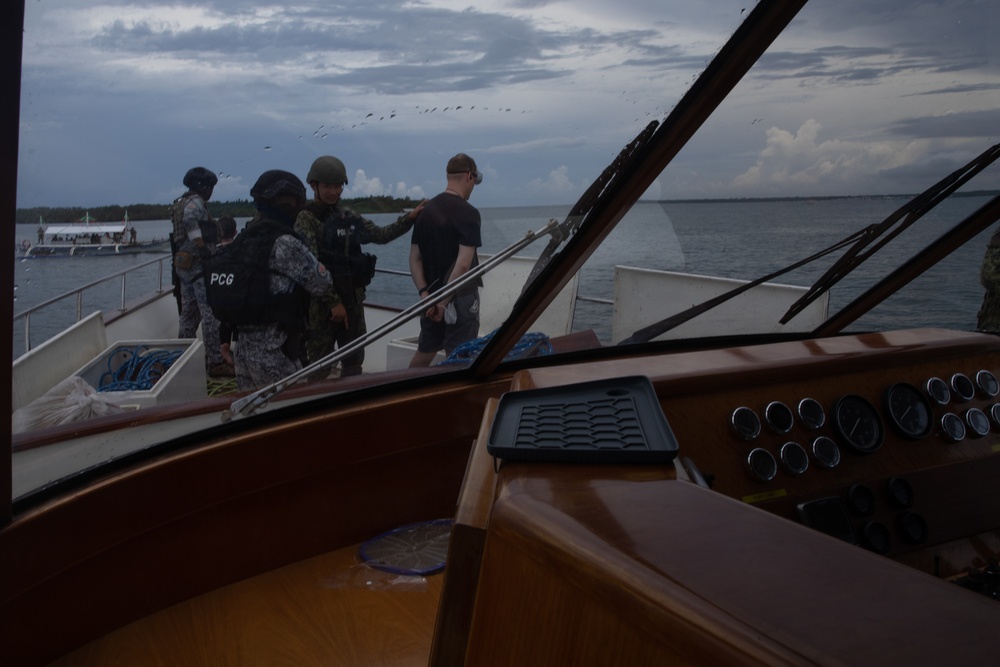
xmin=781 ymin=142 xmax=1000 ymax=324
xmin=620 ymin=141 xmax=1000 ymax=345
xmin=617 ymin=232 xmax=865 ymax=345
xmin=223 ymin=218 xmax=562 ymax=420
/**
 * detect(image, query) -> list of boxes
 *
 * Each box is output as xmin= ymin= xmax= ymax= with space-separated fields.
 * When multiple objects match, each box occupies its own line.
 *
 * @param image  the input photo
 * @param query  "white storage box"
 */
xmin=74 ymin=339 xmax=206 ymax=409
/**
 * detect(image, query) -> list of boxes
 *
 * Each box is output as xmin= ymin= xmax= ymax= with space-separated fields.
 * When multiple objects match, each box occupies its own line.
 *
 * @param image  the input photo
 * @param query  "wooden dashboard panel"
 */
xmin=514 ymin=328 xmax=1000 ymax=572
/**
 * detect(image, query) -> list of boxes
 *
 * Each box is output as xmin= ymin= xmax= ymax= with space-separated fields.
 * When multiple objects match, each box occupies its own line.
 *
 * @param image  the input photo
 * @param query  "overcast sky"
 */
xmin=16 ymin=0 xmax=1000 ymax=210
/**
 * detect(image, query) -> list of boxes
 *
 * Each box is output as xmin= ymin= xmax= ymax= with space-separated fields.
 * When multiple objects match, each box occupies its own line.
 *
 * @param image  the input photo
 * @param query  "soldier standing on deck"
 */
xmin=170 ymin=166 xmax=232 ymax=378
xmin=230 ymin=170 xmax=333 ymax=392
xmin=294 ymin=156 xmax=424 ymax=377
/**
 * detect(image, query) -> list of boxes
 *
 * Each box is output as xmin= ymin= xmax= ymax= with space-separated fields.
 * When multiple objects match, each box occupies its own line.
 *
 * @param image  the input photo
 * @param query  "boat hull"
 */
xmin=22 ymin=240 xmax=170 ymax=258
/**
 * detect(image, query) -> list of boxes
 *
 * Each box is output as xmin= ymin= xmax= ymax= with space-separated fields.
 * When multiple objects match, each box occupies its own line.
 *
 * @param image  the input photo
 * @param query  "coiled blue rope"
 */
xmin=438 ymin=330 xmax=553 ymax=366
xmin=98 ymin=345 xmax=182 ymax=392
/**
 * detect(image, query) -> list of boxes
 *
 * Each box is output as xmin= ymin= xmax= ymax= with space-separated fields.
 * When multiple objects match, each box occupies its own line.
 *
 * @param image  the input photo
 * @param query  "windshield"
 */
xmin=10 ymin=0 xmax=1000 ymax=501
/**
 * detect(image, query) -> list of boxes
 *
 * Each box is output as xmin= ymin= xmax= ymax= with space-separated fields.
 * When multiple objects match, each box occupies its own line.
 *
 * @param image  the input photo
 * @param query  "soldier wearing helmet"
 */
xmin=225 ymin=170 xmax=332 ymax=391
xmin=169 ymin=165 xmax=231 ymax=377
xmin=294 ymin=155 xmax=424 ymax=377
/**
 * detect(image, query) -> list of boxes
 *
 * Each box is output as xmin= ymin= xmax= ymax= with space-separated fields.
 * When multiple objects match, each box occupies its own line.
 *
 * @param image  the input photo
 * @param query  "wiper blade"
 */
xmin=617 ymin=232 xmax=864 ymax=345
xmin=781 ymin=142 xmax=1000 ymax=324
xmin=619 ymin=142 xmax=1000 ymax=345
xmin=521 ymin=122 xmax=659 ymax=294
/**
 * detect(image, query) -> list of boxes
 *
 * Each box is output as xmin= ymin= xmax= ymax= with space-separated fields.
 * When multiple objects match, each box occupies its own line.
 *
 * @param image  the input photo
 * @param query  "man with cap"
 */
xmin=229 ymin=170 xmax=333 ymax=391
xmin=169 ymin=166 xmax=231 ymax=377
xmin=408 ymin=153 xmax=483 ymax=367
xmin=294 ymin=155 xmax=424 ymax=377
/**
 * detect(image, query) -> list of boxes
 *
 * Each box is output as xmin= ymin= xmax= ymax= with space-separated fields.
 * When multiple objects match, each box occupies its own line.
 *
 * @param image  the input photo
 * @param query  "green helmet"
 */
xmin=307 ymin=156 xmax=348 ymax=185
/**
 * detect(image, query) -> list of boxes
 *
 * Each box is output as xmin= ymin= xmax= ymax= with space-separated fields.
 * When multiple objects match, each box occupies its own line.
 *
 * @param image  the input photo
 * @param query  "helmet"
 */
xmin=306 ymin=156 xmax=348 ymax=185
xmin=250 ymin=170 xmax=307 ymax=202
xmin=182 ymin=166 xmax=218 ymax=191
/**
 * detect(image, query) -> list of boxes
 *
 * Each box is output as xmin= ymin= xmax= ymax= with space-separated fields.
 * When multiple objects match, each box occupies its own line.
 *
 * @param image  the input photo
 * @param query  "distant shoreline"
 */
xmin=14 ymin=191 xmax=998 ymax=224
xmin=658 ymin=190 xmax=999 ymax=205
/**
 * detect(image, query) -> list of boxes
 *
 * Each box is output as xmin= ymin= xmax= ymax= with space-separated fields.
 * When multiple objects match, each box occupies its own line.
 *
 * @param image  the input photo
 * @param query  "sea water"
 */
xmin=12 ymin=196 xmax=996 ymax=355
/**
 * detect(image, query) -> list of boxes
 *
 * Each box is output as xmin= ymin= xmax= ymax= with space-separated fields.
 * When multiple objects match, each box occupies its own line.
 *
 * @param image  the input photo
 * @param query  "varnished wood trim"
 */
xmin=1 ymin=378 xmax=508 ymax=665
xmin=429 ymin=400 xmax=501 ymax=667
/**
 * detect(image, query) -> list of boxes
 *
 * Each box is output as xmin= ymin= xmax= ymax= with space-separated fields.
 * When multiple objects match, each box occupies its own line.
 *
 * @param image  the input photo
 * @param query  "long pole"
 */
xmin=224 ymin=218 xmax=560 ymax=419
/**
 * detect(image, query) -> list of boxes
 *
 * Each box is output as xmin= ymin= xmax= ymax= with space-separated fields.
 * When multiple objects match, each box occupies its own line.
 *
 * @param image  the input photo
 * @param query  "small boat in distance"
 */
xmin=21 ymin=211 xmax=170 ymax=258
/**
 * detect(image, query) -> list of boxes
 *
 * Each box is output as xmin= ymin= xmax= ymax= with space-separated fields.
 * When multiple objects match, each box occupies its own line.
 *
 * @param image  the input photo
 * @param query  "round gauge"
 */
xmin=730 ymin=407 xmax=761 ymax=440
xmin=811 ymin=436 xmax=841 ymax=470
xmin=883 ymin=382 xmax=933 ymax=440
xmin=745 ymin=448 xmax=777 ymax=482
xmin=926 ymin=377 xmax=950 ymax=405
xmin=832 ymin=395 xmax=885 ymax=454
xmin=991 ymin=404 xmax=1000 ymax=428
xmin=976 ymin=370 xmax=999 ymax=398
xmin=860 ymin=521 xmax=891 ymax=554
xmin=797 ymin=398 xmax=826 ymax=430
xmin=765 ymin=401 xmax=794 ymax=433
xmin=886 ymin=476 xmax=915 ymax=509
xmin=898 ymin=512 xmax=929 ymax=545
xmin=951 ymin=373 xmax=975 ymax=402
xmin=779 ymin=442 xmax=809 ymax=475
xmin=940 ymin=412 xmax=966 ymax=443
xmin=965 ymin=408 xmax=991 ymax=437
xmin=847 ymin=484 xmax=876 ymax=517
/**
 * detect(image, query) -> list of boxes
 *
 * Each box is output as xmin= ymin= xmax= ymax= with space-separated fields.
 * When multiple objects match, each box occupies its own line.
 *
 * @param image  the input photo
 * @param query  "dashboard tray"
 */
xmin=487 ymin=375 xmax=678 ymax=464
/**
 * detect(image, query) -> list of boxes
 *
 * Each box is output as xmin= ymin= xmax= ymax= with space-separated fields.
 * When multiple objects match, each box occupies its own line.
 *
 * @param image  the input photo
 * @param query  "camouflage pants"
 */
xmin=233 ymin=324 xmax=300 ymax=392
xmin=305 ymin=301 xmax=367 ymax=376
xmin=177 ymin=265 xmax=223 ymax=366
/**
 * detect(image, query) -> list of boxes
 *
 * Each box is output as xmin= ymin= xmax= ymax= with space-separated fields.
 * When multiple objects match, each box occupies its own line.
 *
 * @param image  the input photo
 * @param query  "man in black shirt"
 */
xmin=409 ymin=153 xmax=483 ymax=367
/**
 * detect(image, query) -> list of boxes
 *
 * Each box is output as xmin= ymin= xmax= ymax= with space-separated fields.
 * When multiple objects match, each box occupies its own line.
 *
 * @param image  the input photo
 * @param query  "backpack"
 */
xmin=203 ymin=222 xmax=302 ymax=327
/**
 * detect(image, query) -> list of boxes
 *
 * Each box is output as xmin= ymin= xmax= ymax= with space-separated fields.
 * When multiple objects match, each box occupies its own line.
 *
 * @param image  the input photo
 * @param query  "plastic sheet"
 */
xmin=12 ymin=375 xmax=125 ymax=434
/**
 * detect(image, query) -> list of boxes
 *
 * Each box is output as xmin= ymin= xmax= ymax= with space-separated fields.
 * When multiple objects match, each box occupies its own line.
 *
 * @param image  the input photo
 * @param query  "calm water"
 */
xmin=12 ymin=196 xmax=996 ymax=355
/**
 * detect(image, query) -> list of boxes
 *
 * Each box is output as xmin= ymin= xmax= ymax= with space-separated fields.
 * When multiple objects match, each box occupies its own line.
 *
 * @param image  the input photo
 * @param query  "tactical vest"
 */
xmin=170 ymin=192 xmax=219 ymax=246
xmin=310 ymin=205 xmax=377 ymax=303
xmin=203 ymin=220 xmax=307 ymax=328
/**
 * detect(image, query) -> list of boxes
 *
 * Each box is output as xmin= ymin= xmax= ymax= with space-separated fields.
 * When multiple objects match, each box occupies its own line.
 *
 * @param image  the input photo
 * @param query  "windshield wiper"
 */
xmin=471 ymin=0 xmax=810 ymax=373
xmin=619 ymin=141 xmax=1000 ymax=345
xmin=782 ymin=142 xmax=1000 ymax=324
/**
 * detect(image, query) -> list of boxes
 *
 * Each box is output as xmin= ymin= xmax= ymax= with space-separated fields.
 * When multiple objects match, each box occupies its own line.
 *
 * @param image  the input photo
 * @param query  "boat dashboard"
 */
xmin=510 ymin=327 xmax=1000 ymax=583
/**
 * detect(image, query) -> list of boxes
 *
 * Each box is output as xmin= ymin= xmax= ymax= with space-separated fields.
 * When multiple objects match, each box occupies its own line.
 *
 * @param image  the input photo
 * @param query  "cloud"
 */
xmin=525 ymin=165 xmax=579 ymax=199
xmin=14 ymin=0 xmax=1000 ymax=210
xmin=731 ymin=119 xmax=933 ymax=194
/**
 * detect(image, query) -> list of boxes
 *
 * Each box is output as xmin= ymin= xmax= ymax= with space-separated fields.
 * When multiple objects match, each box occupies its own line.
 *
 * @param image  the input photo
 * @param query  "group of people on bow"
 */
xmin=169 ymin=153 xmax=485 ymax=392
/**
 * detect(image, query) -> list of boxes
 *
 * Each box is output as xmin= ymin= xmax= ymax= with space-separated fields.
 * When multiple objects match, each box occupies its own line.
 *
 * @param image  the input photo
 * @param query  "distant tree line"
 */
xmin=16 ymin=195 xmax=422 ymax=224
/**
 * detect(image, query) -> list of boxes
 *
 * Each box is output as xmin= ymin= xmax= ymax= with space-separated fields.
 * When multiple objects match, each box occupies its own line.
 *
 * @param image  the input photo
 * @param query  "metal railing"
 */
xmin=13 ymin=255 xmax=607 ymax=357
xmin=13 ymin=256 xmax=171 ymax=355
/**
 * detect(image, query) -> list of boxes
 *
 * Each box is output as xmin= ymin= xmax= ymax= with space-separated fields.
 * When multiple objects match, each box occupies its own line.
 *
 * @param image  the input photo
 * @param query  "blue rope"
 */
xmin=98 ymin=345 xmax=182 ymax=392
xmin=438 ymin=330 xmax=553 ymax=366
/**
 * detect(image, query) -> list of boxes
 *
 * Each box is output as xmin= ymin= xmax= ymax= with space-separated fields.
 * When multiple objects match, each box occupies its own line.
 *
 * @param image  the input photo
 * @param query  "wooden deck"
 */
xmin=50 ymin=542 xmax=443 ymax=667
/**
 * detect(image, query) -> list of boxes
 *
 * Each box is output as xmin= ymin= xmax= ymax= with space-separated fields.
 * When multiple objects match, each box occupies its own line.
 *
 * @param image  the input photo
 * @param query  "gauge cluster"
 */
xmin=729 ymin=369 xmax=1000 ymax=484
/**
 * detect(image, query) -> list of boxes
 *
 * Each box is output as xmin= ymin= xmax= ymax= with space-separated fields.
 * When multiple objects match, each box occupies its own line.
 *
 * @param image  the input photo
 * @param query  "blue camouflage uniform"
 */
xmin=170 ymin=192 xmax=224 ymax=369
xmin=233 ymin=214 xmax=333 ymax=391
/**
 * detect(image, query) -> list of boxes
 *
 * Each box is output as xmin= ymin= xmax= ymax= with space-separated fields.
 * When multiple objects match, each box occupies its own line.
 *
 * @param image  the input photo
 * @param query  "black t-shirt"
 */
xmin=411 ymin=192 xmax=482 ymax=292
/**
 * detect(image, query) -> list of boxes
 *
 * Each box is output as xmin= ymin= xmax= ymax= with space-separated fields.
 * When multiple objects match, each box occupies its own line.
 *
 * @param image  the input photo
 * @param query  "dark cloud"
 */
xmin=888 ymin=109 xmax=1000 ymax=139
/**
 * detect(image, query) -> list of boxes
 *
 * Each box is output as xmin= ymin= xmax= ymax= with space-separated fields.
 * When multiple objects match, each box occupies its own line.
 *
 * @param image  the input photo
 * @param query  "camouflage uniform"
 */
xmin=294 ymin=203 xmax=413 ymax=375
xmin=977 ymin=230 xmax=1000 ymax=332
xmin=170 ymin=193 xmax=224 ymax=367
xmin=233 ymin=213 xmax=333 ymax=392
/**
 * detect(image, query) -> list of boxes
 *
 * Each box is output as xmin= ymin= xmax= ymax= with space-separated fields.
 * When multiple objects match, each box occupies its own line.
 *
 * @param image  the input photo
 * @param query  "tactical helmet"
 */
xmin=306 ymin=156 xmax=348 ymax=185
xmin=182 ymin=166 xmax=218 ymax=191
xmin=250 ymin=170 xmax=307 ymax=202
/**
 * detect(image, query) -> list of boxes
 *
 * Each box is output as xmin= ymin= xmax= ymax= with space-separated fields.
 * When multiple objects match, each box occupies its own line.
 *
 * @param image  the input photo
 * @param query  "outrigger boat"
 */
xmin=22 ymin=213 xmax=169 ymax=258
xmin=4 ymin=1 xmax=1000 ymax=666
